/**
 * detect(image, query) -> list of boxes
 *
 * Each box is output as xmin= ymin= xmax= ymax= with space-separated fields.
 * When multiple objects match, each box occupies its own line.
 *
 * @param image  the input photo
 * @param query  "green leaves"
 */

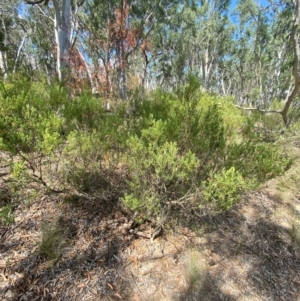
xmin=0 ymin=74 xmax=292 ymax=220
xmin=226 ymin=141 xmax=292 ymax=182
xmin=0 ymin=83 xmax=63 ymax=155
xmin=203 ymin=167 xmax=247 ymax=211
xmin=124 ymin=138 xmax=199 ymax=217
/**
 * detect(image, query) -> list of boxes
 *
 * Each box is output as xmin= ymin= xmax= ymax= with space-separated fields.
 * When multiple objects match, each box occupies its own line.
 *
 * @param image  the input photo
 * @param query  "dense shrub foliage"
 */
xmin=124 ymin=139 xmax=199 ymax=219
xmin=203 ymin=167 xmax=248 ymax=212
xmin=0 ymin=75 xmax=292 ymax=225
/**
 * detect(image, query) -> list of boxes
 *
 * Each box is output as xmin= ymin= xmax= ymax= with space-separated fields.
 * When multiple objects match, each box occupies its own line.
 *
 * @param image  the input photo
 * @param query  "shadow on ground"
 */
xmin=1 ymin=173 xmax=300 ymax=300
xmin=0 ymin=188 xmax=135 ymax=301
xmin=173 ymin=190 xmax=300 ymax=301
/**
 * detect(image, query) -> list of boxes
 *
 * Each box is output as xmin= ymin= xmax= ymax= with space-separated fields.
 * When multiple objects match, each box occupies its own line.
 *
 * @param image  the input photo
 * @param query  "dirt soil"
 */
xmin=1 ymin=146 xmax=300 ymax=301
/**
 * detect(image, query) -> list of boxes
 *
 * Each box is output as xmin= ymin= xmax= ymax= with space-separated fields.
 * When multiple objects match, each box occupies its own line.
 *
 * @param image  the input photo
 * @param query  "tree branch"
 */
xmin=34 ymin=3 xmax=54 ymax=21
xmin=280 ymin=0 xmax=300 ymax=125
xmin=24 ymin=0 xmax=45 ymax=5
xmin=13 ymin=34 xmax=30 ymax=73
xmin=237 ymin=0 xmax=300 ymax=127
xmin=235 ymin=105 xmax=281 ymax=115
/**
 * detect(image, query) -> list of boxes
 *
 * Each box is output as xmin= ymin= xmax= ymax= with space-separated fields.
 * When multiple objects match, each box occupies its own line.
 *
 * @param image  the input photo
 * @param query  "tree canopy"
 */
xmin=0 ymin=0 xmax=299 ymax=123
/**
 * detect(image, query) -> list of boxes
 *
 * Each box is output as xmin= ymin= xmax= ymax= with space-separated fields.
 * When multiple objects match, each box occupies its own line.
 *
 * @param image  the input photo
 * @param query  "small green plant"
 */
xmin=23 ymin=189 xmax=39 ymax=207
xmin=202 ymin=167 xmax=248 ymax=211
xmin=39 ymin=221 xmax=66 ymax=262
xmin=0 ymin=203 xmax=14 ymax=225
xmin=290 ymin=223 xmax=300 ymax=248
xmin=184 ymin=249 xmax=206 ymax=290
xmin=0 ymin=186 xmax=14 ymax=225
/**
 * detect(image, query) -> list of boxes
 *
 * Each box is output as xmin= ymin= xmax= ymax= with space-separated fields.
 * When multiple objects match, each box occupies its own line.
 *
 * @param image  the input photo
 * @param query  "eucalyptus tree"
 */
xmin=226 ymin=0 xmax=280 ymax=106
xmin=24 ymin=4 xmax=57 ymax=80
xmin=81 ymin=0 xmax=181 ymax=99
xmin=230 ymin=0 xmax=299 ymax=125
xmin=194 ymin=0 xmax=232 ymax=91
xmin=24 ymin=0 xmax=85 ymax=81
xmin=82 ymin=0 xmax=132 ymax=98
xmin=0 ymin=0 xmax=31 ymax=77
xmin=149 ymin=0 xmax=233 ymax=91
xmin=280 ymin=0 xmax=300 ymax=125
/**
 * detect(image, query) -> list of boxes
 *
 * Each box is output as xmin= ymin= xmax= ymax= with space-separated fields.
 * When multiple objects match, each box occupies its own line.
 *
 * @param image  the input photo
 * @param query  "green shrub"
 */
xmin=62 ymin=124 xmax=125 ymax=194
xmin=0 ymin=75 xmax=64 ymax=155
xmin=124 ymin=83 xmax=291 ymax=216
xmin=202 ymin=167 xmax=248 ymax=211
xmin=0 ymin=75 xmax=66 ymax=194
xmin=226 ymin=142 xmax=292 ymax=182
xmin=0 ymin=75 xmax=128 ymax=196
xmin=128 ymin=85 xmax=227 ymax=179
xmin=123 ymin=137 xmax=199 ymax=220
xmin=62 ymin=130 xmax=106 ymax=193
xmin=0 ymin=75 xmax=293 ymax=223
xmin=63 ymin=91 xmax=105 ymax=131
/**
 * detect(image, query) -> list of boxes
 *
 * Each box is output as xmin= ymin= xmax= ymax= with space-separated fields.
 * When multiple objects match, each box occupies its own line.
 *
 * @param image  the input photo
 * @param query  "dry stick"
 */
xmin=17 ymin=152 xmax=65 ymax=194
xmin=120 ymin=271 xmax=147 ymax=301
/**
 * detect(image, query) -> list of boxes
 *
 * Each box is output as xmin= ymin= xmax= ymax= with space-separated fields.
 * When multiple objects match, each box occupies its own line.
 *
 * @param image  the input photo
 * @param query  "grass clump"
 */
xmin=184 ymin=250 xmax=206 ymax=289
xmin=0 ymin=186 xmax=14 ymax=225
xmin=39 ymin=220 xmax=66 ymax=262
xmin=0 ymin=203 xmax=14 ymax=225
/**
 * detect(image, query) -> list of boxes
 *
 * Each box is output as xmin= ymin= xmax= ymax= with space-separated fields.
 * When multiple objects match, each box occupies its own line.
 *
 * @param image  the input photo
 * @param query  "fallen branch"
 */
xmin=236 ymin=1 xmax=300 ymax=127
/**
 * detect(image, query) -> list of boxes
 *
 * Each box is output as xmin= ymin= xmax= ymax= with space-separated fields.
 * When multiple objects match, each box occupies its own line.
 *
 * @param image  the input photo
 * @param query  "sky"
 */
xmin=231 ymin=0 xmax=271 ymax=8
xmin=229 ymin=0 xmax=272 ymax=25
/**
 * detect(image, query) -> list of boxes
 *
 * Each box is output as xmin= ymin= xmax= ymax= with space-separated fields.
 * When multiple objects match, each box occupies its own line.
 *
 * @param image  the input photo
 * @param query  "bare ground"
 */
xmin=1 ymin=146 xmax=300 ymax=301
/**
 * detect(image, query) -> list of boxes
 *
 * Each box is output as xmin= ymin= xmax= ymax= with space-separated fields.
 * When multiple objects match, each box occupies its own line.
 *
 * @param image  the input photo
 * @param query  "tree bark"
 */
xmin=280 ymin=0 xmax=300 ymax=125
xmin=52 ymin=0 xmax=72 ymax=81
xmin=25 ymin=0 xmax=81 ymax=81
xmin=0 ymin=17 xmax=8 ymax=78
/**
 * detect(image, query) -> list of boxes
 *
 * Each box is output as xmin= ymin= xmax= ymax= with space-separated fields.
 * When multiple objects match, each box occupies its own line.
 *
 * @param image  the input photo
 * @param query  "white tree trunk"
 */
xmin=53 ymin=0 xmax=72 ymax=81
xmin=0 ymin=17 xmax=8 ymax=78
xmin=13 ymin=35 xmax=28 ymax=74
xmin=0 ymin=51 xmax=7 ymax=78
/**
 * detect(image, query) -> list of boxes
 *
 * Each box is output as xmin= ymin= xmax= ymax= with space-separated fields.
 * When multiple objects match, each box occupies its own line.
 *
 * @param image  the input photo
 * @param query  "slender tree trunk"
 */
xmin=53 ymin=0 xmax=72 ymax=81
xmin=13 ymin=35 xmax=28 ymax=74
xmin=0 ymin=51 xmax=7 ymax=78
xmin=0 ymin=17 xmax=8 ymax=78
xmin=280 ymin=0 xmax=300 ymax=125
xmin=117 ymin=40 xmax=127 ymax=100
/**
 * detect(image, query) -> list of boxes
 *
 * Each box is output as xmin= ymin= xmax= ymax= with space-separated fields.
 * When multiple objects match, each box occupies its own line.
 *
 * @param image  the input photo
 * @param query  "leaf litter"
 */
xmin=1 ymin=147 xmax=300 ymax=301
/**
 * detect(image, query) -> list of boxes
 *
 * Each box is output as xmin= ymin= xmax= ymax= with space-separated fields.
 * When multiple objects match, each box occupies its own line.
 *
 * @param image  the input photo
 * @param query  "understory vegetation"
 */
xmin=0 ymin=75 xmax=294 ymax=227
